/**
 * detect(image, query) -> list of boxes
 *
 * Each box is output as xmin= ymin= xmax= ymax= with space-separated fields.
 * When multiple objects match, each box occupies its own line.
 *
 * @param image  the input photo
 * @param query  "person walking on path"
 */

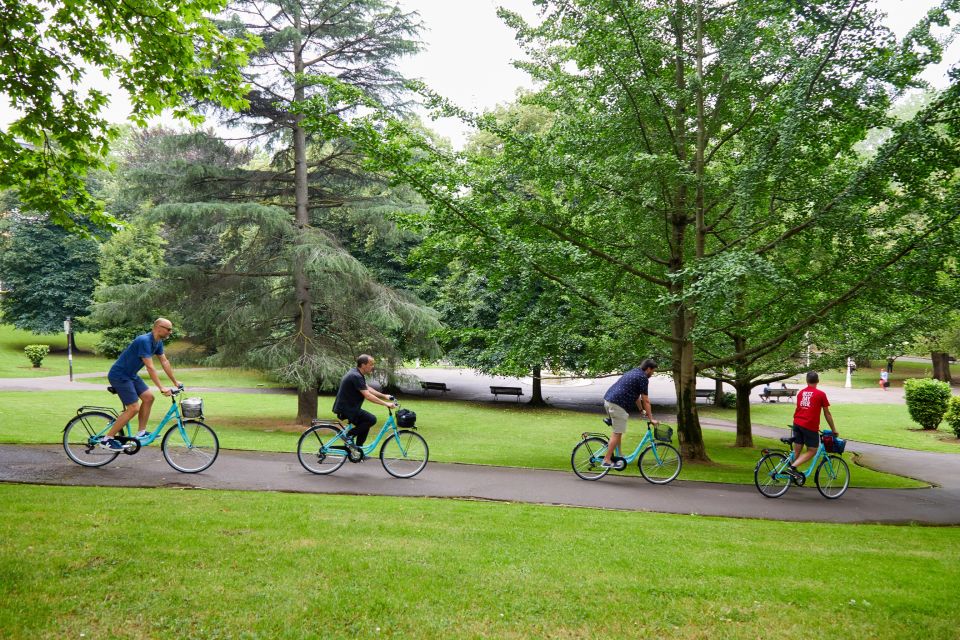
xmin=332 ymin=354 xmax=397 ymax=446
xmin=783 ymin=371 xmax=838 ymax=483
xmin=99 ymin=318 xmax=181 ymax=450
xmin=879 ymin=369 xmax=890 ymax=391
xmin=600 ymin=359 xmax=659 ymax=468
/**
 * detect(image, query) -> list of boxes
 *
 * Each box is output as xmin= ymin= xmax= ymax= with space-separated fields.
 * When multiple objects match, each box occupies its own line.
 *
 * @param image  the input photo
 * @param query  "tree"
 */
xmin=0 ymin=0 xmax=256 ymax=231
xmin=91 ymin=128 xmax=439 ymax=423
xmin=191 ymin=0 xmax=425 ymax=422
xmin=91 ymin=216 xmax=168 ymax=357
xmin=0 ymin=215 xmax=100 ymax=348
xmin=303 ymin=0 xmax=960 ymax=461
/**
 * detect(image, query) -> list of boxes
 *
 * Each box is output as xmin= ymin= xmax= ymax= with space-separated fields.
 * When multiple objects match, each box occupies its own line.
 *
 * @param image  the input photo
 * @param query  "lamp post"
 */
xmin=64 ymin=317 xmax=73 ymax=382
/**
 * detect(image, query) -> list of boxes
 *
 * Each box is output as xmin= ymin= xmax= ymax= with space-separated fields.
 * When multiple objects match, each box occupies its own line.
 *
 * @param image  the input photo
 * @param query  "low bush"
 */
xmin=24 ymin=344 xmax=50 ymax=368
xmin=903 ymin=378 xmax=952 ymax=430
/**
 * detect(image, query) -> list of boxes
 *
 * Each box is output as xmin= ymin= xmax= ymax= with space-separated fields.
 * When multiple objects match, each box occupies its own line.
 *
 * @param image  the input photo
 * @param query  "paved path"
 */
xmin=3 ymin=368 xmax=958 ymax=524
xmin=2 ymin=432 xmax=958 ymax=524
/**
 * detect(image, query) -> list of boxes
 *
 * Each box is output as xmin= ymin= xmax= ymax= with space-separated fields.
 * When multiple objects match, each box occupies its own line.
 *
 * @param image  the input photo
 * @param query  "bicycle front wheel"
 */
xmin=815 ymin=455 xmax=850 ymax=499
xmin=571 ymin=437 xmax=610 ymax=480
xmin=63 ymin=411 xmax=120 ymax=468
xmin=297 ymin=425 xmax=348 ymax=475
xmin=161 ymin=420 xmax=219 ymax=473
xmin=380 ymin=430 xmax=429 ymax=478
xmin=754 ymin=452 xmax=791 ymax=498
xmin=638 ymin=443 xmax=682 ymax=484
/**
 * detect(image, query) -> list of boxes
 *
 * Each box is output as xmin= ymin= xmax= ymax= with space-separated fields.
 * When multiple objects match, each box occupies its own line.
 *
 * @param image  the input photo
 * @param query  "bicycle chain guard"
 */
xmin=347 ymin=445 xmax=365 ymax=463
xmin=115 ymin=436 xmax=141 ymax=455
xmin=612 ymin=456 xmax=627 ymax=471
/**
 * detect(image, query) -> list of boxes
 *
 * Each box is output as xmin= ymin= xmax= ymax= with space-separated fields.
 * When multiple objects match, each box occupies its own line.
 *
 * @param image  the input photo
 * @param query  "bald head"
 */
xmin=152 ymin=318 xmax=174 ymax=339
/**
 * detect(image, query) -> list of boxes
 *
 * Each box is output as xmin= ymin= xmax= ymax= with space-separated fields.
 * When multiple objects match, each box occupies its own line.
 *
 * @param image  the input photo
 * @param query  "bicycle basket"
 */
xmin=180 ymin=397 xmax=204 ymax=418
xmin=821 ymin=432 xmax=846 ymax=455
xmin=654 ymin=425 xmax=673 ymax=443
xmin=396 ymin=408 xmax=417 ymax=428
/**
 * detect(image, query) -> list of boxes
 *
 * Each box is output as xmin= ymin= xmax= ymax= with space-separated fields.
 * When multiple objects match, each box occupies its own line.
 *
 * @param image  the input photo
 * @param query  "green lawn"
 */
xmin=0 ymin=324 xmax=113 ymax=378
xmin=703 ymin=402 xmax=960 ymax=454
xmin=816 ymin=358 xmax=959 ymax=389
xmin=0 ymin=390 xmax=922 ymax=488
xmin=0 ymin=484 xmax=957 ymax=639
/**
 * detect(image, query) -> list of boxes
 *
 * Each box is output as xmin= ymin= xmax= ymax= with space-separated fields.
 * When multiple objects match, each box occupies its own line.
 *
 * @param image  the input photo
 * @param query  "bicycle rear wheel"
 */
xmin=638 ymin=443 xmax=682 ymax=484
xmin=571 ymin=437 xmax=610 ymax=480
xmin=297 ymin=425 xmax=348 ymax=475
xmin=161 ymin=420 xmax=219 ymax=473
xmin=380 ymin=430 xmax=429 ymax=478
xmin=63 ymin=412 xmax=119 ymax=467
xmin=754 ymin=452 xmax=790 ymax=498
xmin=815 ymin=455 xmax=850 ymax=499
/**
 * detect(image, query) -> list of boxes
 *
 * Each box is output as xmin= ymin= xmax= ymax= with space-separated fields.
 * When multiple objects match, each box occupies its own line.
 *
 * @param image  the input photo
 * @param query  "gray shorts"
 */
xmin=604 ymin=400 xmax=630 ymax=434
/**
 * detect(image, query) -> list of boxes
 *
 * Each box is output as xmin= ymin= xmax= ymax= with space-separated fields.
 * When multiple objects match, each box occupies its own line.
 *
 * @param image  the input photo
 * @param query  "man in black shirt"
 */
xmin=332 ymin=354 xmax=397 ymax=446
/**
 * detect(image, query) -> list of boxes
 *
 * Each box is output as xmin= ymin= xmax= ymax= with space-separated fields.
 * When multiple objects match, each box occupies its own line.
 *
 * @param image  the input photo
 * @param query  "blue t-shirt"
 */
xmin=109 ymin=333 xmax=164 ymax=379
xmin=604 ymin=368 xmax=650 ymax=411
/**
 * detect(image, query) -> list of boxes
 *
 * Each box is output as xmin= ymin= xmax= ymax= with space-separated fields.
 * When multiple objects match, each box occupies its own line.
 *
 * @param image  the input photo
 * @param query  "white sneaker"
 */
xmin=136 ymin=430 xmax=149 ymax=438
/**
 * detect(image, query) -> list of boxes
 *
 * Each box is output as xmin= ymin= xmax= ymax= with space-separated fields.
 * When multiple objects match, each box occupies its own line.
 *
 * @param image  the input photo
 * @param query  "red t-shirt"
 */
xmin=793 ymin=386 xmax=830 ymax=431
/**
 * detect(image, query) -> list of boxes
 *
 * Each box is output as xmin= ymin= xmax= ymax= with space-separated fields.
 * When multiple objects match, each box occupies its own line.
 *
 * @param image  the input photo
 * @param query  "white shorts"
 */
xmin=603 ymin=400 xmax=630 ymax=434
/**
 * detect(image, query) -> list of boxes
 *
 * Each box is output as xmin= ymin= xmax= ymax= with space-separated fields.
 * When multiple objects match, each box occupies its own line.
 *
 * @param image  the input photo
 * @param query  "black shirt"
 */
xmin=333 ymin=368 xmax=368 ymax=415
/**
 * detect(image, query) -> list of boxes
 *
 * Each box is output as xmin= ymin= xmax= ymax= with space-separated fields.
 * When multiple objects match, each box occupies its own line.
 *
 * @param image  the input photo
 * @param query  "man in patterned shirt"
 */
xmin=600 ymin=359 xmax=659 ymax=468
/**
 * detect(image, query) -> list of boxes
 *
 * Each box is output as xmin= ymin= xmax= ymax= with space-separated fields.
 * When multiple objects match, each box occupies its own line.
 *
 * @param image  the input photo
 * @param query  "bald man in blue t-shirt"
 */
xmin=99 ymin=318 xmax=181 ymax=450
xmin=601 ymin=359 xmax=659 ymax=468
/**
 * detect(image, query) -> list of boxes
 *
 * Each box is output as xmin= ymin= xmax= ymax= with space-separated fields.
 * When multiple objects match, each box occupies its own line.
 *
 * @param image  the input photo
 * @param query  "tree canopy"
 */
xmin=0 ymin=0 xmax=256 ymax=230
xmin=301 ymin=0 xmax=960 ymax=460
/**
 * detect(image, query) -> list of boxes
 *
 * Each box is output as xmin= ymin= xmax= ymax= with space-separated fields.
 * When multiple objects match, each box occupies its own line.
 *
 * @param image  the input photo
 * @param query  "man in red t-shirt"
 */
xmin=784 ymin=371 xmax=838 ymax=483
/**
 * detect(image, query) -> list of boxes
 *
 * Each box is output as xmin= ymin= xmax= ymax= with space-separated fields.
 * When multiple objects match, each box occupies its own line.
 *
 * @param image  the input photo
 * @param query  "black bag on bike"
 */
xmin=396 ymin=408 xmax=417 ymax=428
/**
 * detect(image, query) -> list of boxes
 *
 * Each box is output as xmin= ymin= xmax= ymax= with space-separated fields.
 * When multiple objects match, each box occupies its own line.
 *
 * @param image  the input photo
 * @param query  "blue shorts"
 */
xmin=108 ymin=374 xmax=149 ymax=406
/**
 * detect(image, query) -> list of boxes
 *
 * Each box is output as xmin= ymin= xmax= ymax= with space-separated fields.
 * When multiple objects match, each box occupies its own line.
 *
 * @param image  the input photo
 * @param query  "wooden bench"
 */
xmin=759 ymin=387 xmax=797 ymax=403
xmin=419 ymin=381 xmax=449 ymax=394
xmin=694 ymin=388 xmax=716 ymax=403
xmin=490 ymin=385 xmax=524 ymax=402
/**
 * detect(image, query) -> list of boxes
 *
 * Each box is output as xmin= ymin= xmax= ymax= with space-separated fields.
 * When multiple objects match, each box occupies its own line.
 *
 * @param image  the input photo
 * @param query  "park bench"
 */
xmin=694 ymin=388 xmax=716 ymax=403
xmin=419 ymin=381 xmax=450 ymax=394
xmin=490 ymin=385 xmax=524 ymax=402
xmin=758 ymin=387 xmax=797 ymax=403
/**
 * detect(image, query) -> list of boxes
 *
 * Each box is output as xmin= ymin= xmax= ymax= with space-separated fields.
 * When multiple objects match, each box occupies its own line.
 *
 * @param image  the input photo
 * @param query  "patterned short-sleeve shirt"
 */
xmin=603 ymin=368 xmax=650 ymax=411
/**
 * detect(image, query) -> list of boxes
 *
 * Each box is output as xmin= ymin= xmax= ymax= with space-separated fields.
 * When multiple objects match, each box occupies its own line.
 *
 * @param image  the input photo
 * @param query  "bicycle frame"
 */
xmin=77 ymin=392 xmax=188 ymax=445
xmin=596 ymin=424 xmax=668 ymax=464
xmin=328 ymin=412 xmax=404 ymax=455
xmin=764 ymin=441 xmax=834 ymax=480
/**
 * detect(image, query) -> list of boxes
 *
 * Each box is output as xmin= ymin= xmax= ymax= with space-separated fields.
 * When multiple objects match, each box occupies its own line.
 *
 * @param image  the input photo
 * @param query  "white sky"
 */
xmin=0 ymin=0 xmax=956 ymax=149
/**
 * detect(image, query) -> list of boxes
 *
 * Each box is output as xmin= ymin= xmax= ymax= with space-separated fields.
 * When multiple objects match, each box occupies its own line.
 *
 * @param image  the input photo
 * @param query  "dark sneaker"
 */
xmin=99 ymin=438 xmax=123 ymax=451
xmin=600 ymin=460 xmax=615 ymax=469
xmin=783 ymin=465 xmax=804 ymax=484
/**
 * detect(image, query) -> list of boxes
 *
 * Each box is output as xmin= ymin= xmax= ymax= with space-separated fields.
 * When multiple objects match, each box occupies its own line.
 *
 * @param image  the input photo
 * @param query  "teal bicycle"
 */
xmin=571 ymin=420 xmax=682 ymax=484
xmin=753 ymin=429 xmax=849 ymax=499
xmin=63 ymin=385 xmax=219 ymax=473
xmin=297 ymin=401 xmax=428 ymax=478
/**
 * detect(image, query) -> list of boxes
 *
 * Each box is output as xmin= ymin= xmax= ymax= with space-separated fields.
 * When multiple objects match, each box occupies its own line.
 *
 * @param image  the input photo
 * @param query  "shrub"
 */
xmin=721 ymin=392 xmax=737 ymax=409
xmin=24 ymin=344 xmax=50 ymax=368
xmin=945 ymin=396 xmax=960 ymax=439
xmin=903 ymin=378 xmax=952 ymax=430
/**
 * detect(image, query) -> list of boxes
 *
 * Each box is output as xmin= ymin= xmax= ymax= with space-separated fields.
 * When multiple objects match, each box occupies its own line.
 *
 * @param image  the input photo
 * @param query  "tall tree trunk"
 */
xmin=673 ymin=328 xmax=709 ymax=461
xmin=932 ymin=352 xmax=952 ymax=383
xmin=293 ymin=17 xmax=317 ymax=425
xmin=714 ymin=373 xmax=723 ymax=406
xmin=733 ymin=382 xmax=753 ymax=448
xmin=529 ymin=365 xmax=546 ymax=406
xmin=732 ymin=336 xmax=752 ymax=447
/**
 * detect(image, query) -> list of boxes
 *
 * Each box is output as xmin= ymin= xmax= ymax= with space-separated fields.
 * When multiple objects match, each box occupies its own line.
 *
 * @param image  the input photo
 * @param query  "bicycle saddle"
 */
xmin=780 ymin=436 xmax=795 ymax=444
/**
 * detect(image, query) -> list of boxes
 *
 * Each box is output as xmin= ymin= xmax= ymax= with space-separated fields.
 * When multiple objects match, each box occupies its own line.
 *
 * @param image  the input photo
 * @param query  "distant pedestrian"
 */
xmin=886 ymin=357 xmax=894 ymax=374
xmin=879 ymin=369 xmax=889 ymax=391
